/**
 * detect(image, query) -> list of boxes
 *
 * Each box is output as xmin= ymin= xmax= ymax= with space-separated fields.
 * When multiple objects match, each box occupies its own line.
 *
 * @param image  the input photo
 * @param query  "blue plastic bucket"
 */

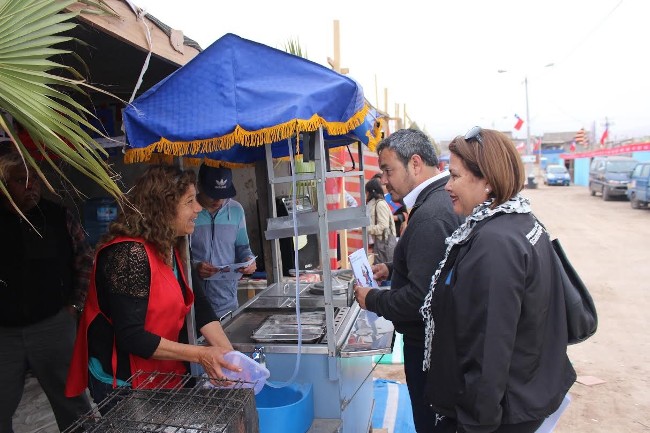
xmin=255 ymin=382 xmax=314 ymax=433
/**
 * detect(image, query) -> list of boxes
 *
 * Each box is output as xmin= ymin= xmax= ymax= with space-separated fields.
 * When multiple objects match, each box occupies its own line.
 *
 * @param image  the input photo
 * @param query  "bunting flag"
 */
xmin=514 ymin=114 xmax=524 ymax=131
xmin=575 ymin=128 xmax=588 ymax=148
xmin=515 ymin=141 xmax=525 ymax=152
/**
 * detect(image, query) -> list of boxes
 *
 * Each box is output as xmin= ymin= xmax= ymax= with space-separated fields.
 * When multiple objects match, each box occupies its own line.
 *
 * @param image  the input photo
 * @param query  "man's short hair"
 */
xmin=376 ymin=129 xmax=438 ymax=168
xmin=0 ymin=151 xmax=24 ymax=182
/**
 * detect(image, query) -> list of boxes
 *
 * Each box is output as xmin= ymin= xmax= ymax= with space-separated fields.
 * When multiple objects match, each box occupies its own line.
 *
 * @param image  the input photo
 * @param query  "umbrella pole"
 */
xmin=177 ymin=158 xmax=200 ymax=376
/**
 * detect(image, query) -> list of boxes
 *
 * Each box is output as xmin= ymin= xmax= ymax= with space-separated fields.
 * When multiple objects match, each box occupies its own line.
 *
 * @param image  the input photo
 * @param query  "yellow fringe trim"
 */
xmin=366 ymin=117 xmax=385 ymax=152
xmin=124 ymin=104 xmax=370 ymax=164
xmin=182 ymin=157 xmax=252 ymax=169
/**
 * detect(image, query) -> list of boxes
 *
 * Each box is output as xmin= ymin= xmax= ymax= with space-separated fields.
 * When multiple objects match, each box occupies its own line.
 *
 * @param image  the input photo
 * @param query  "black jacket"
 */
xmin=425 ymin=212 xmax=576 ymax=432
xmin=0 ymin=199 xmax=74 ymax=326
xmin=366 ymin=174 xmax=462 ymax=346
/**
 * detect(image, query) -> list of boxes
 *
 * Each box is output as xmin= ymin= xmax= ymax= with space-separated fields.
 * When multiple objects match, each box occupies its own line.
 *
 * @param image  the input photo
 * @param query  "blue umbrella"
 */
xmin=123 ymin=33 xmax=381 ymax=166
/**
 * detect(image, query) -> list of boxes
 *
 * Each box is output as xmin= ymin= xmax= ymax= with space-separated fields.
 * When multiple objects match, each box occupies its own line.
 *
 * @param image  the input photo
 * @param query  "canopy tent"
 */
xmin=122 ymin=33 xmax=382 ymax=166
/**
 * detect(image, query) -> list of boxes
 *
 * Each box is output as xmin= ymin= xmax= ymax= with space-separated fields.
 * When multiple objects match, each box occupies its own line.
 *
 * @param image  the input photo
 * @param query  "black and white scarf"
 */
xmin=420 ymin=194 xmax=532 ymax=370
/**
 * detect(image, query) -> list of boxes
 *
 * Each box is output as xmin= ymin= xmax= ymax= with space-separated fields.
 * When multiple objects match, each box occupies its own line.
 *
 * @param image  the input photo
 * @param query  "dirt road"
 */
xmin=375 ymin=183 xmax=650 ymax=432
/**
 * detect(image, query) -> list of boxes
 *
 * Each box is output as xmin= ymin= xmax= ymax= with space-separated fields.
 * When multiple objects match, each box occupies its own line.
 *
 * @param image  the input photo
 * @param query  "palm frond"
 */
xmin=0 ymin=0 xmax=123 ymax=208
xmin=283 ymin=38 xmax=308 ymax=59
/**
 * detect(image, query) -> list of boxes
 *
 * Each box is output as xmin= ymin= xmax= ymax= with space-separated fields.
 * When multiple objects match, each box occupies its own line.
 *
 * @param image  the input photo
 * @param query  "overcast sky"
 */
xmin=137 ymin=0 xmax=647 ymax=143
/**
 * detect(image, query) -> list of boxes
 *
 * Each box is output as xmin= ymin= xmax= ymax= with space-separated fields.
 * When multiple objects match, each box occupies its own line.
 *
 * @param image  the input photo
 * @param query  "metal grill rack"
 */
xmin=65 ymin=372 xmax=259 ymax=433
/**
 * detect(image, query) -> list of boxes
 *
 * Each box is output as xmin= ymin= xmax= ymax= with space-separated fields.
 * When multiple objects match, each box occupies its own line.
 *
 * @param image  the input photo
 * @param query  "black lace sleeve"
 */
xmin=96 ymin=242 xmax=160 ymax=359
xmin=96 ymin=242 xmax=150 ymax=298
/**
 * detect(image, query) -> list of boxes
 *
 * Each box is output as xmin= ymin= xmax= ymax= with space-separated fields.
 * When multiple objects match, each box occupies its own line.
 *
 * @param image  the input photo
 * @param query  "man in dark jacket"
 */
xmin=355 ymin=129 xmax=462 ymax=432
xmin=0 ymin=151 xmax=92 ymax=433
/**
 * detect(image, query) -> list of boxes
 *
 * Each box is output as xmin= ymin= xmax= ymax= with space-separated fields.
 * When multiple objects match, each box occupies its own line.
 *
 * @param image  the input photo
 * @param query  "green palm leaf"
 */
xmin=0 ymin=0 xmax=123 ymax=205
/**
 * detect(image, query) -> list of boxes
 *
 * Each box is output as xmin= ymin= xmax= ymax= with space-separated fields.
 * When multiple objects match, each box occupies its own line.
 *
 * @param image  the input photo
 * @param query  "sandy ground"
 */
xmin=14 ymin=183 xmax=650 ymax=432
xmin=374 ymin=183 xmax=650 ymax=432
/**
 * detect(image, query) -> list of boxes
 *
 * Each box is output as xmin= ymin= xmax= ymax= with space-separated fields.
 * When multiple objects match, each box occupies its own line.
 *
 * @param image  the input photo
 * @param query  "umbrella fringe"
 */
xmin=183 ymin=157 xmax=253 ymax=169
xmin=366 ymin=117 xmax=385 ymax=152
xmin=123 ymin=104 xmax=370 ymax=164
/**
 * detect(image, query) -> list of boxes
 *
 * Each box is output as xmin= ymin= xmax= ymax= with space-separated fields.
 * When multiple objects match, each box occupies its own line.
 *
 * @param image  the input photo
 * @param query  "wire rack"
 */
xmin=65 ymin=371 xmax=259 ymax=433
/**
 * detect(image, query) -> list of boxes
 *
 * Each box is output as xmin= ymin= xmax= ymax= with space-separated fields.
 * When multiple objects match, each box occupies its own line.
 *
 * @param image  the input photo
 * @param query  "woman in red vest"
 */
xmin=66 ymin=165 xmax=239 ymax=410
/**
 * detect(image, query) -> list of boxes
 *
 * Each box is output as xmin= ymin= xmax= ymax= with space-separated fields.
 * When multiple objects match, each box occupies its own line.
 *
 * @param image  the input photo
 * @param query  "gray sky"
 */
xmin=137 ymin=0 xmax=648 ymax=143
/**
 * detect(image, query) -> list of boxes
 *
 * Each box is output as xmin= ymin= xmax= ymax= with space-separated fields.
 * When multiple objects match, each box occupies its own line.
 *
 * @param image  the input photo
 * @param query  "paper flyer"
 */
xmin=205 ymin=256 xmax=257 ymax=281
xmin=348 ymin=249 xmax=379 ymax=288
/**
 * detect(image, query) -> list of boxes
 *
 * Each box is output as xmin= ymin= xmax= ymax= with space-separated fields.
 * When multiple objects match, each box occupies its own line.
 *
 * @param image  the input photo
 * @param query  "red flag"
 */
xmin=600 ymin=128 xmax=608 ymax=146
xmin=514 ymin=114 xmax=524 ymax=131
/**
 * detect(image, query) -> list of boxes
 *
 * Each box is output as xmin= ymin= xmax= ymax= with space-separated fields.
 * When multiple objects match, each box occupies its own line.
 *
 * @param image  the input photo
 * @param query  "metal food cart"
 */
xmin=220 ymin=129 xmax=394 ymax=433
xmin=121 ymin=33 xmax=394 ymax=433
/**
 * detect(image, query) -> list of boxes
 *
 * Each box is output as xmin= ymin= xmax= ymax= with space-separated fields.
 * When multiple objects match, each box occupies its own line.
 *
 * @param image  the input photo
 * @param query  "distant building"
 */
xmin=541 ymin=131 xmax=584 ymax=152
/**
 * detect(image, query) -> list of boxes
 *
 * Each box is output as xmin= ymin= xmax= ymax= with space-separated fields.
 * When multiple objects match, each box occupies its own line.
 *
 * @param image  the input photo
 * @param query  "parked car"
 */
xmin=627 ymin=161 xmax=650 ymax=209
xmin=589 ymin=156 xmax=638 ymax=200
xmin=544 ymin=165 xmax=571 ymax=186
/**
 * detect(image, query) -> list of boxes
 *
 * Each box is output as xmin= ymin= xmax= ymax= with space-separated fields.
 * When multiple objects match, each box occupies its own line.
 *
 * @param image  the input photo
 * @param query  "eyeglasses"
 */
xmin=464 ymin=126 xmax=483 ymax=146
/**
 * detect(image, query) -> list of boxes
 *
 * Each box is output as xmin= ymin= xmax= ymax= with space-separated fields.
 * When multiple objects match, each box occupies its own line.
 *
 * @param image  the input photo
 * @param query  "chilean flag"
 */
xmin=600 ymin=127 xmax=609 ymax=146
xmin=514 ymin=114 xmax=524 ymax=131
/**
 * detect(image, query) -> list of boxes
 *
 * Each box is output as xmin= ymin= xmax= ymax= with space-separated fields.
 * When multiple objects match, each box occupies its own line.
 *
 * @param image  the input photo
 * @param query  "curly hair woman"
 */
xmin=66 ymin=165 xmax=238 ymax=411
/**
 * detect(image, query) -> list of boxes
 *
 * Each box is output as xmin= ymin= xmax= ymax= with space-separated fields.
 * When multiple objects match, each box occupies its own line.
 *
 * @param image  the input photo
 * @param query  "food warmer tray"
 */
xmin=251 ymin=311 xmax=326 ymax=343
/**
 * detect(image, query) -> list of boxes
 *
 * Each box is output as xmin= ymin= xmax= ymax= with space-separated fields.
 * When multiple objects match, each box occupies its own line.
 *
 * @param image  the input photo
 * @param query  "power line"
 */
xmin=557 ymin=0 xmax=625 ymax=66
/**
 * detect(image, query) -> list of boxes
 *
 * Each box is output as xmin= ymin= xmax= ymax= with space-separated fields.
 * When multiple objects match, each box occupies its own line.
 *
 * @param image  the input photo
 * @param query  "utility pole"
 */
xmin=394 ymin=103 xmax=403 ymax=130
xmin=601 ymin=117 xmax=613 ymax=148
xmin=374 ymin=74 xmax=379 ymax=110
xmin=383 ymin=87 xmax=388 ymax=114
xmin=403 ymin=104 xmax=411 ymax=129
xmin=327 ymin=19 xmax=350 ymax=266
xmin=327 ymin=20 xmax=349 ymax=74
xmin=524 ymin=76 xmax=532 ymax=158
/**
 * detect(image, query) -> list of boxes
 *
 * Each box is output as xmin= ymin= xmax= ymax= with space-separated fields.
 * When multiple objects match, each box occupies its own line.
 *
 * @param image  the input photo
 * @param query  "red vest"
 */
xmin=66 ymin=237 xmax=194 ymax=396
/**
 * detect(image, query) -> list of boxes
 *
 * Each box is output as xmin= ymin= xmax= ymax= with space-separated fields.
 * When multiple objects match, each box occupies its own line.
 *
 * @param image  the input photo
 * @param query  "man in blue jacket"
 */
xmin=191 ymin=165 xmax=256 ymax=319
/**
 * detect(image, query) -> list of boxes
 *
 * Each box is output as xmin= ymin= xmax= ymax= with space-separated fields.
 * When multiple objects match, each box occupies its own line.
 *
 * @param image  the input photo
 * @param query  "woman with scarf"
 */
xmin=420 ymin=127 xmax=576 ymax=433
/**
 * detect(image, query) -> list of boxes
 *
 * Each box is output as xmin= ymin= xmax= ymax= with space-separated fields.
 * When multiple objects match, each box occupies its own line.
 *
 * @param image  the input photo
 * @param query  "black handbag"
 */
xmin=551 ymin=238 xmax=598 ymax=344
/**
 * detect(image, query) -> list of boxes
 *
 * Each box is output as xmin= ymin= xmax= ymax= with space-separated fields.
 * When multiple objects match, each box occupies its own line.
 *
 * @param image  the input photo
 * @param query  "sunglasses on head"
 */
xmin=464 ymin=126 xmax=483 ymax=146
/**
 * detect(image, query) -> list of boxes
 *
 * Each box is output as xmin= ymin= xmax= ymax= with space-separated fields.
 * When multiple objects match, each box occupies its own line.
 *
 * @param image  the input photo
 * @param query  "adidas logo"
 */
xmin=214 ymin=179 xmax=228 ymax=189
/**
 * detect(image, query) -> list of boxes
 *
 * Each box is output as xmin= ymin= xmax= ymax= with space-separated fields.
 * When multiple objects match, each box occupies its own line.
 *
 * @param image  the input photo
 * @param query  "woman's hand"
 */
xmin=197 ymin=345 xmax=241 ymax=382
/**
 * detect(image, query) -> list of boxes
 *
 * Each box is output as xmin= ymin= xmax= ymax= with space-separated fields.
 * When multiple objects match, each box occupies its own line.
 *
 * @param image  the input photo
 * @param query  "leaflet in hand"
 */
xmin=348 ymin=249 xmax=379 ymax=288
xmin=205 ymin=256 xmax=257 ymax=281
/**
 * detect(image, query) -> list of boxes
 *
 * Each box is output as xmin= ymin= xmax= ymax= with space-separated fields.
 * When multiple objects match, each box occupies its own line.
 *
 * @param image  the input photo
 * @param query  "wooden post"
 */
xmin=327 ymin=20 xmax=349 ymax=74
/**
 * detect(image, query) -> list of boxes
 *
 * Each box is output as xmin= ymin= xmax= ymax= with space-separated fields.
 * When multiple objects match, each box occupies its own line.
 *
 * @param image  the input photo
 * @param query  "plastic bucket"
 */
xmin=255 ymin=382 xmax=314 ymax=433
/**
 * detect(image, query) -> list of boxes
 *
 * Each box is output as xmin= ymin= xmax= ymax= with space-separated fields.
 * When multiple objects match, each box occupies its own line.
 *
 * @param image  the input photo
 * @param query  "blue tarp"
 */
xmin=372 ymin=379 xmax=414 ymax=433
xmin=372 ymin=378 xmax=570 ymax=433
xmin=122 ymin=33 xmax=381 ymax=166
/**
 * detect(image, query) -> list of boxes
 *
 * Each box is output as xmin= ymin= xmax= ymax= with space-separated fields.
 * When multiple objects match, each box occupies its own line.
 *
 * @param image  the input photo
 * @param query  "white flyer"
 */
xmin=348 ymin=249 xmax=379 ymax=288
xmin=205 ymin=256 xmax=257 ymax=281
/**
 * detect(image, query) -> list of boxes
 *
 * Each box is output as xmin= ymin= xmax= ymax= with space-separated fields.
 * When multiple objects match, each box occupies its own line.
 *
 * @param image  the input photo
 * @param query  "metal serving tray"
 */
xmin=251 ymin=312 xmax=326 ymax=343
